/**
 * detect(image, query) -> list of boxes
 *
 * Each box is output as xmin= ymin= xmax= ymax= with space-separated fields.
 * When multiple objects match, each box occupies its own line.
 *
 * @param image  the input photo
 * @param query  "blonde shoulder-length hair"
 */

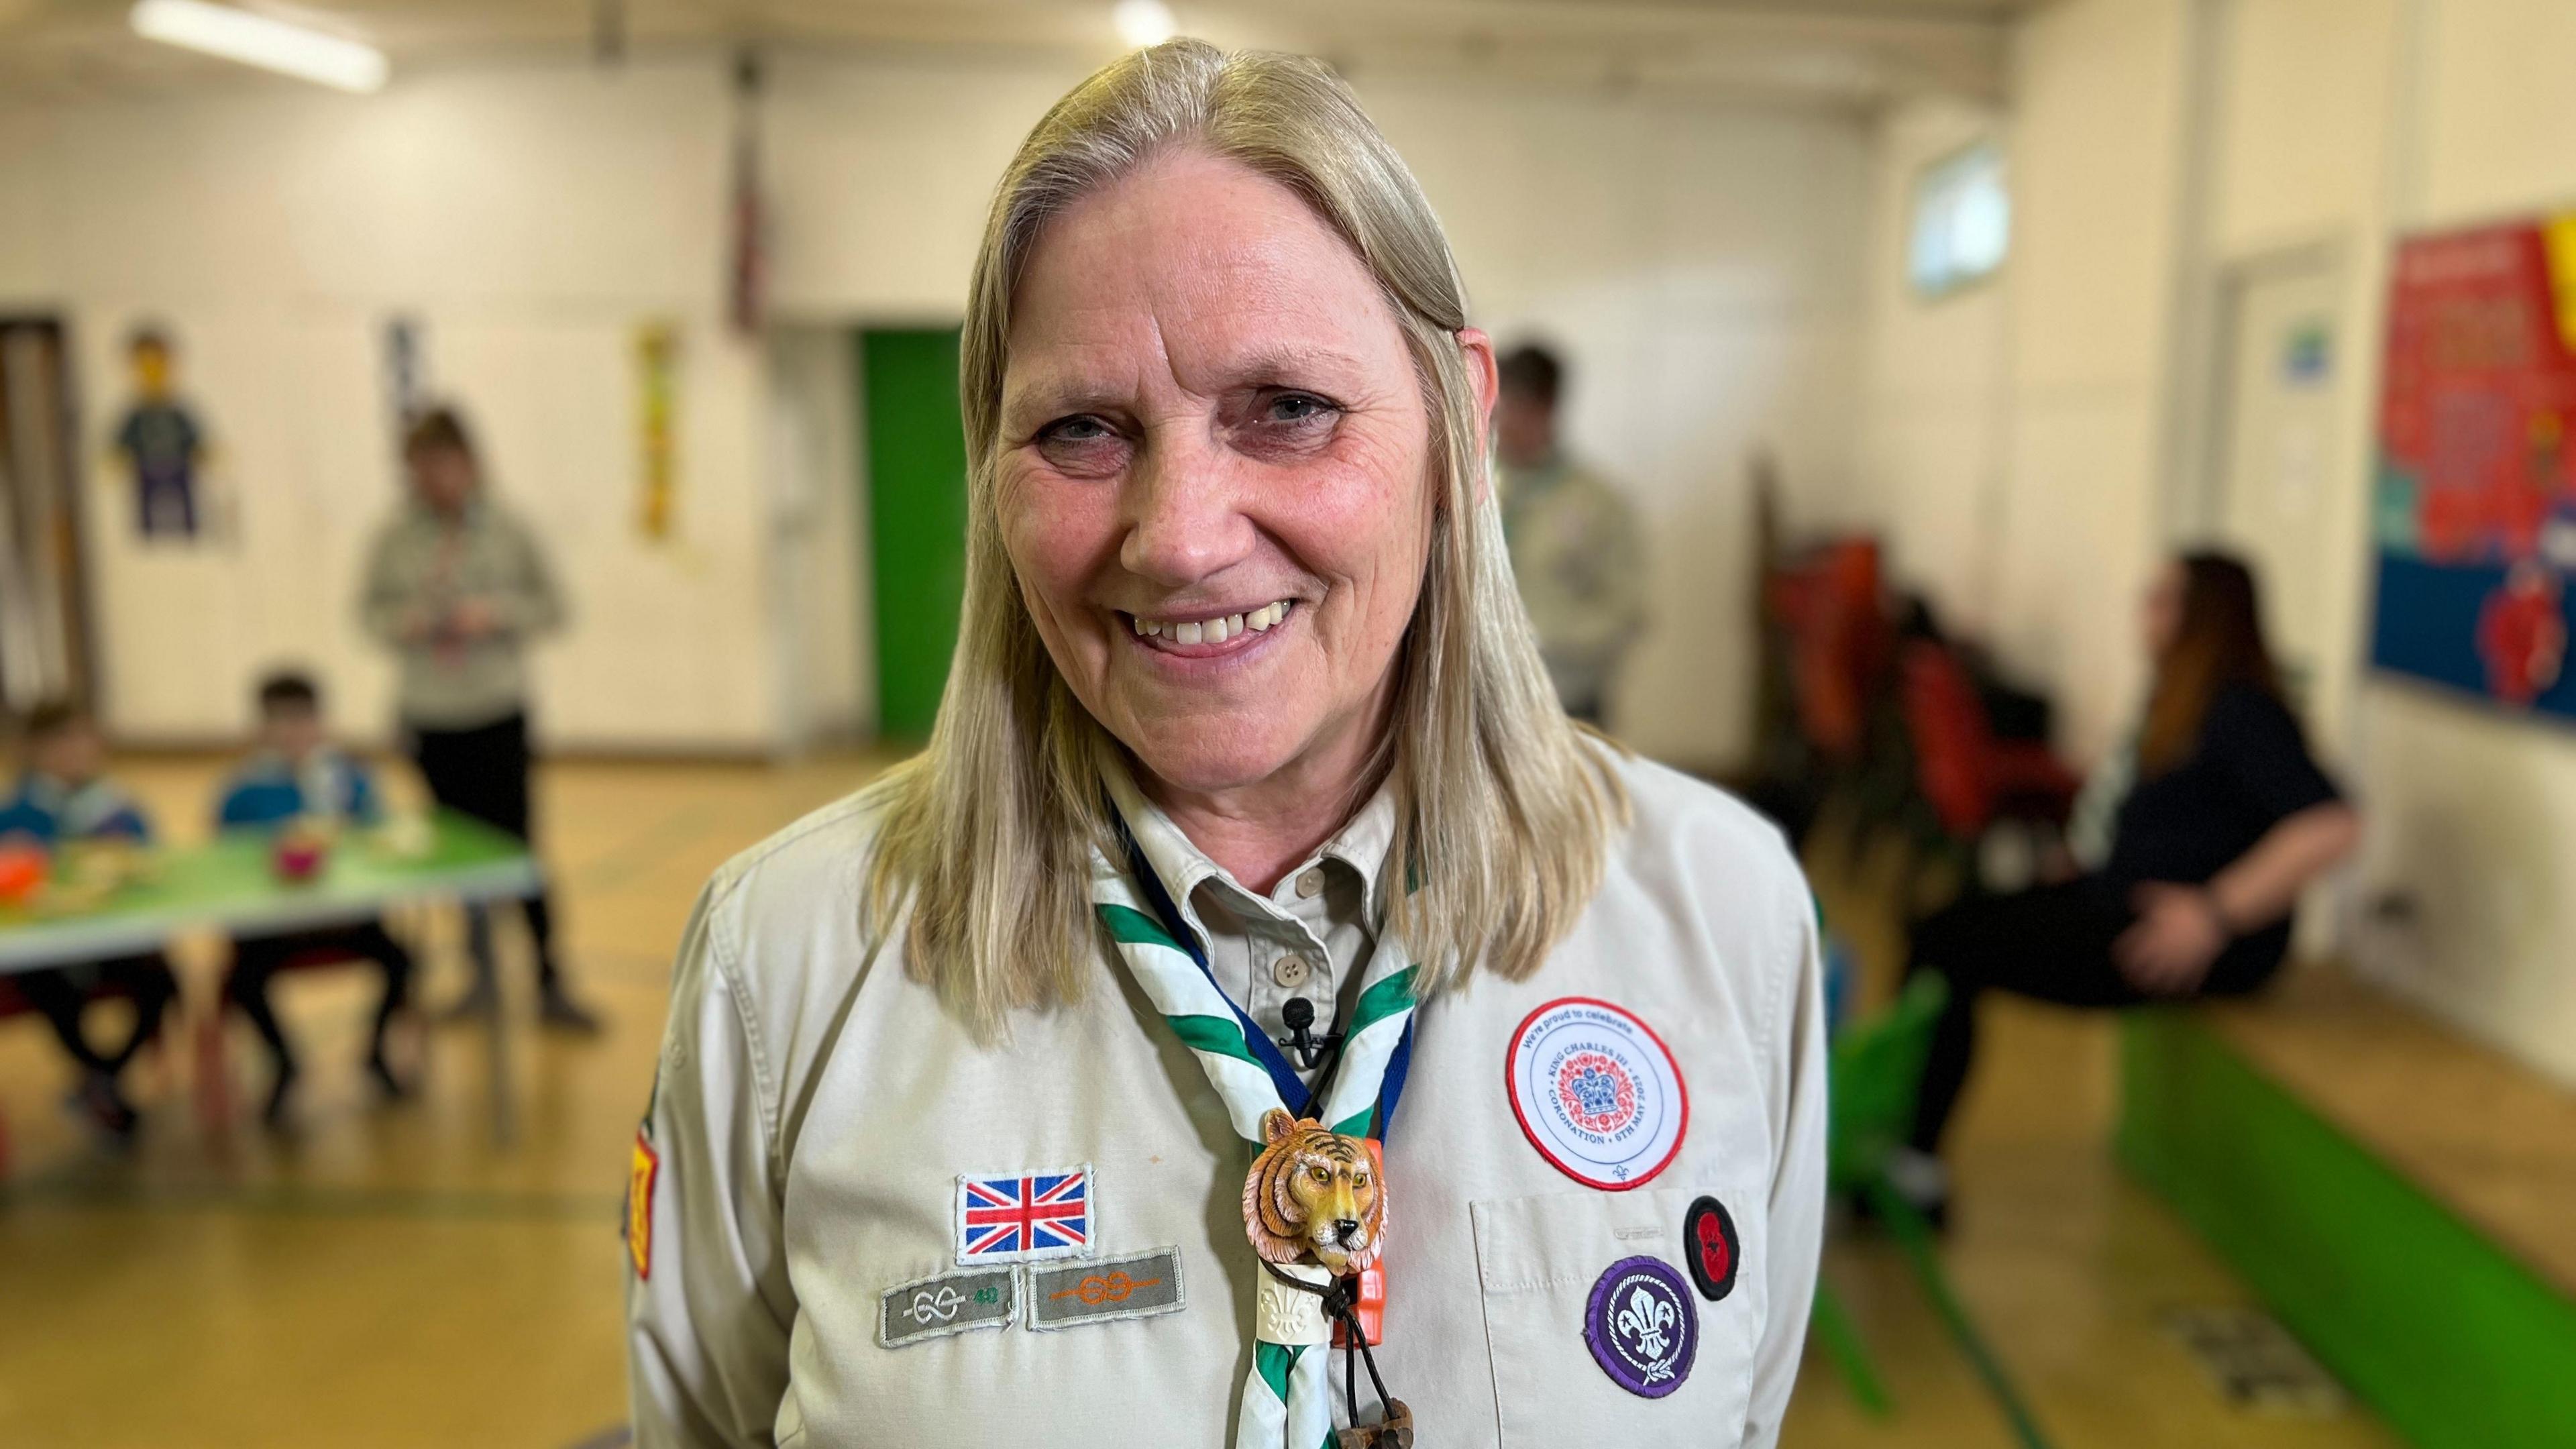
xmin=865 ymin=38 xmax=1627 ymax=1041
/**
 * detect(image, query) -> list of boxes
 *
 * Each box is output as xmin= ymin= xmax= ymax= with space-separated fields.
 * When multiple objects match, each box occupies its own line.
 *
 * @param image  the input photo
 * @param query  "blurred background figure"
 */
xmin=214 ymin=671 xmax=416 ymax=1122
xmin=361 ymin=407 xmax=595 ymax=1032
xmin=1896 ymin=552 xmax=2361 ymax=1219
xmin=0 ymin=702 xmax=173 ymax=1137
xmin=1495 ymin=343 xmax=1646 ymax=727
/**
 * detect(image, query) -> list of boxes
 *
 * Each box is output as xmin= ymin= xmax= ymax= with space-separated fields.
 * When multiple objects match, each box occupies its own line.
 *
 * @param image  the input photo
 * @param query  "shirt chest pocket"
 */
xmin=1470 ymin=1186 xmax=1764 ymax=1447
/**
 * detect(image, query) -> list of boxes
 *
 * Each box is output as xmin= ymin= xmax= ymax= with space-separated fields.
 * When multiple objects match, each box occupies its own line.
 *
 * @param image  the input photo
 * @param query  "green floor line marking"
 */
xmin=1809 ymin=1283 xmax=1894 ymax=1417
xmin=1865 ymin=1179 xmax=2056 ymax=1449
xmin=1 ymin=1177 xmax=619 ymax=1223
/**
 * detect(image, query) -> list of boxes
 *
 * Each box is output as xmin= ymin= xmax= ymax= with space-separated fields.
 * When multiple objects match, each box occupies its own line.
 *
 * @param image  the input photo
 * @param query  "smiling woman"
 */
xmin=999 ymin=147 xmax=1444 ymax=868
xmin=627 ymin=38 xmax=1825 ymax=1449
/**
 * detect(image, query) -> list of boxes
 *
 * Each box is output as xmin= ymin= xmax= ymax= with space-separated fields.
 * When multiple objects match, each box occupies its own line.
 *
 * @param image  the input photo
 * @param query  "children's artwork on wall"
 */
xmin=113 ymin=326 xmax=207 ymax=541
xmin=2371 ymin=217 xmax=2576 ymax=719
xmin=635 ymin=321 xmax=678 ymax=541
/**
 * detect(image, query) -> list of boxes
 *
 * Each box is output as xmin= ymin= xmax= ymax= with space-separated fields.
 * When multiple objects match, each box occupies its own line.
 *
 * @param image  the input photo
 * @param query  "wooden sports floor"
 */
xmin=0 ymin=755 xmax=2406 ymax=1448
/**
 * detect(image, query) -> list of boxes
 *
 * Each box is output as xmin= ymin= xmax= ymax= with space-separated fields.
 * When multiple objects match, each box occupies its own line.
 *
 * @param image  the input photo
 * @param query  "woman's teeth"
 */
xmin=1130 ymin=600 xmax=1291 ymax=644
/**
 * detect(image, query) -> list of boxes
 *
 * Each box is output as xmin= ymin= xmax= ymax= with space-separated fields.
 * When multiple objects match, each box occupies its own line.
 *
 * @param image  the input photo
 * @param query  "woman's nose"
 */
xmin=1118 ymin=434 xmax=1256 ymax=588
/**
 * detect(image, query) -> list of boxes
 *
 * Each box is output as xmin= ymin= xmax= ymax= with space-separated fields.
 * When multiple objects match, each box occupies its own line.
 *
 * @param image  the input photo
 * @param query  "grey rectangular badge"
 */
xmin=1026 ymin=1246 xmax=1185 ymax=1331
xmin=878 ymin=1266 xmax=1017 ymax=1348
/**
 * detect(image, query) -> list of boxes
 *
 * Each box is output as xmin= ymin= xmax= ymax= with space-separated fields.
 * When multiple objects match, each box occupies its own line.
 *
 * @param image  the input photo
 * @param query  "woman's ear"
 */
xmin=1457 ymin=327 xmax=1499 ymax=506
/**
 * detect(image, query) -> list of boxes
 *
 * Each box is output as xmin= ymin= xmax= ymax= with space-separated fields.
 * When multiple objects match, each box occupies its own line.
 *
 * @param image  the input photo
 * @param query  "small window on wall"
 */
xmin=1909 ymin=142 xmax=2010 ymax=299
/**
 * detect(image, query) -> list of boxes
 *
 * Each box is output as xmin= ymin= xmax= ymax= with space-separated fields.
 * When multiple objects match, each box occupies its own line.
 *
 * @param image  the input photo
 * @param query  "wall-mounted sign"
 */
xmin=2371 ymin=217 xmax=2576 ymax=716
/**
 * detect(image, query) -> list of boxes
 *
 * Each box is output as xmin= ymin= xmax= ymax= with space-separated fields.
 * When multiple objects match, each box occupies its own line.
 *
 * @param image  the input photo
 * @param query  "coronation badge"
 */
xmin=1504 ymin=997 xmax=1688 ymax=1191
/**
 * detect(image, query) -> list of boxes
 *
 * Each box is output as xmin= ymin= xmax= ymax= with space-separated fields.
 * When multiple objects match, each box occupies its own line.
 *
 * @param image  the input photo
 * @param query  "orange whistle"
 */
xmin=1334 ymin=1138 xmax=1387 ymax=1348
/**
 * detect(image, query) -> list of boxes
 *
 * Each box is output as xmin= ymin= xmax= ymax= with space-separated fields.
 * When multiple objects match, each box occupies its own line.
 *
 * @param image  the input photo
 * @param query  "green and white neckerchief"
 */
xmin=1091 ymin=810 xmax=1419 ymax=1449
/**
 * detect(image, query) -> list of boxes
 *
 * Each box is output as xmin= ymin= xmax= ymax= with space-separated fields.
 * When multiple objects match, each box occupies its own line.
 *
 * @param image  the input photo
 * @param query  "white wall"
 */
xmin=3 ymin=62 xmax=771 ymax=750
xmin=1851 ymin=0 xmax=2576 ymax=1086
xmin=1372 ymin=83 xmax=1873 ymax=764
xmin=1 ymin=50 xmax=1871 ymax=767
xmin=1851 ymin=0 xmax=2192 ymax=760
xmin=1854 ymin=96 xmax=2011 ymax=637
xmin=2339 ymin=0 xmax=2576 ymax=1089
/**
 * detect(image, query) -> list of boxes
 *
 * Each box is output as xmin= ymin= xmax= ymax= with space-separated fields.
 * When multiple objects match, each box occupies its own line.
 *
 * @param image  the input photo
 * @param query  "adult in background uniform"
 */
xmin=628 ymin=40 xmax=1822 ymax=1449
xmin=360 ymin=407 xmax=598 ymax=1032
xmin=1495 ymin=343 xmax=1648 ymax=727
xmin=1897 ymin=552 xmax=2361 ymax=1220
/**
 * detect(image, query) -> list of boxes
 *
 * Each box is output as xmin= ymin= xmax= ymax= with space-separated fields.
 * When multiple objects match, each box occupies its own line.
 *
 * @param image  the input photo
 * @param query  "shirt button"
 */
xmin=1295 ymin=867 xmax=1326 ymax=899
xmin=1271 ymin=954 xmax=1312 ymax=988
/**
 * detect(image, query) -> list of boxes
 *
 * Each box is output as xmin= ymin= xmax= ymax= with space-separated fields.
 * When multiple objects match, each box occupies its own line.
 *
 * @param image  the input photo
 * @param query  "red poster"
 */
xmin=2371 ymin=219 xmax=2576 ymax=713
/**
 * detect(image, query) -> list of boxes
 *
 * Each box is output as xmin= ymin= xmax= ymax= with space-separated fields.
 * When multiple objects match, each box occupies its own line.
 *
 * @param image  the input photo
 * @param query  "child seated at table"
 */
xmin=0 ymin=700 xmax=178 ymax=1138
xmin=215 ymin=671 xmax=416 ymax=1123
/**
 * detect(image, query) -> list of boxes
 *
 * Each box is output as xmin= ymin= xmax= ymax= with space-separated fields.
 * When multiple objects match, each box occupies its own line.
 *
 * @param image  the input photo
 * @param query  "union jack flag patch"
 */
xmin=954 ymin=1165 xmax=1094 ymax=1264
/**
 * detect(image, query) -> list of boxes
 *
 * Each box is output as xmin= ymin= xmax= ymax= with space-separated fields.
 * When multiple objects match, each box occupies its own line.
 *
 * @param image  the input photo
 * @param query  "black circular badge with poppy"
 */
xmin=1682 ymin=1195 xmax=1740 ymax=1302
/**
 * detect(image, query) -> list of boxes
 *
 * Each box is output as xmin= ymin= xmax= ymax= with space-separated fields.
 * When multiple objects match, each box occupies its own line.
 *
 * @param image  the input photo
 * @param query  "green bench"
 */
xmin=2121 ymin=969 xmax=2576 ymax=1449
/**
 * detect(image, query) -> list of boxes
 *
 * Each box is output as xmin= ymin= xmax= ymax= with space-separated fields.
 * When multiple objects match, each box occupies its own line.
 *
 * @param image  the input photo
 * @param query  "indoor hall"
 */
xmin=1 ymin=3 xmax=2570 ymax=1447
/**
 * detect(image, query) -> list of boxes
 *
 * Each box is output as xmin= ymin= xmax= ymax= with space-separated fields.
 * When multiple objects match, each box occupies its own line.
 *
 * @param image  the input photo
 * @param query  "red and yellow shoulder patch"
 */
xmin=627 ymin=1129 xmax=660 ymax=1279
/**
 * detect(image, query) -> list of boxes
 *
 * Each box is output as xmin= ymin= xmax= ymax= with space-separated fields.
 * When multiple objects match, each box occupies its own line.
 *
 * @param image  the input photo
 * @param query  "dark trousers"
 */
xmin=1903 ymin=877 xmax=2288 ymax=1153
xmin=408 ymin=712 xmax=559 ymax=989
xmin=17 ymin=955 xmax=177 ymax=1077
xmin=227 ymin=923 xmax=415 ymax=1072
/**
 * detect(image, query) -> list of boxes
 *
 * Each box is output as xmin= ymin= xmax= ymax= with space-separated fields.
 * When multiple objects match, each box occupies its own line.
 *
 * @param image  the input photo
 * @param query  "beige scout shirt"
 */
xmin=627 ymin=751 xmax=1824 ymax=1448
xmin=1501 ymin=455 xmax=1649 ymax=712
xmin=357 ymin=496 xmax=565 ymax=729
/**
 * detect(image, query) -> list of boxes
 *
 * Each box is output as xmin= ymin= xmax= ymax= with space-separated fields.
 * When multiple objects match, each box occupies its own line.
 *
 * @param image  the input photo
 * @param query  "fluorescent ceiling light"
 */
xmin=130 ymin=0 xmax=388 ymax=93
xmin=1114 ymin=0 xmax=1176 ymax=48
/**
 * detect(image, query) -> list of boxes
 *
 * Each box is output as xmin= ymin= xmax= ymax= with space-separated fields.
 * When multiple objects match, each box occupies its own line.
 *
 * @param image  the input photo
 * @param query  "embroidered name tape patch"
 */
xmin=878 ymin=1266 xmax=1017 ymax=1348
xmin=1027 ymin=1246 xmax=1185 ymax=1331
xmin=1505 ymin=998 xmax=1688 ymax=1191
xmin=1583 ymin=1256 xmax=1699 ymax=1398
xmin=955 ymin=1165 xmax=1093 ymax=1265
xmin=1683 ymin=1195 xmax=1740 ymax=1302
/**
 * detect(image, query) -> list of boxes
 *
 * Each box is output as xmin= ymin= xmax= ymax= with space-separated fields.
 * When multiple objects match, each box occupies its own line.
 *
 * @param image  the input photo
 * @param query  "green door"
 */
xmin=859 ymin=327 xmax=969 ymax=740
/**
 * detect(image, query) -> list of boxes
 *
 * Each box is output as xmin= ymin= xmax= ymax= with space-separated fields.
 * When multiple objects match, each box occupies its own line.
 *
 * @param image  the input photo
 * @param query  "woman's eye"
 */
xmin=1264 ymin=392 xmax=1335 ymax=425
xmin=1039 ymin=415 xmax=1114 ymax=444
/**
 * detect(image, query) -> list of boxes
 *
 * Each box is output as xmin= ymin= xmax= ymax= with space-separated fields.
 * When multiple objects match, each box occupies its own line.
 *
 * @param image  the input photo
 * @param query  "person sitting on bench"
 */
xmin=215 ymin=670 xmax=417 ymax=1124
xmin=1898 ymin=551 xmax=2362 ymax=1220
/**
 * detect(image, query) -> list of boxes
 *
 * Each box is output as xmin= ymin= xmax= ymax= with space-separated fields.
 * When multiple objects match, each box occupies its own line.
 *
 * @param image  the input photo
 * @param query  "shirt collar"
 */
xmin=1097 ymin=743 xmax=1398 ymax=937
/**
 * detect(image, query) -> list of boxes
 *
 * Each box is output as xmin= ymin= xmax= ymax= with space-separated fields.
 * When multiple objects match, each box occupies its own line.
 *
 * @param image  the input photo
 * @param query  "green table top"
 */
xmin=0 ymin=812 xmax=539 ymax=973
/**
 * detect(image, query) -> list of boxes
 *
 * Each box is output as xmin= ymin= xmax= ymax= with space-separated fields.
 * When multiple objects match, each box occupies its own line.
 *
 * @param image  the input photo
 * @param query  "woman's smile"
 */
xmin=1122 ymin=598 xmax=1297 ymax=663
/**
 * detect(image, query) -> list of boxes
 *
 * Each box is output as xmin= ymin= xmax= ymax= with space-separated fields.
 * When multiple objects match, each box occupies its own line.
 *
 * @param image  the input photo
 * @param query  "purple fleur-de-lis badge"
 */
xmin=1583 ymin=1256 xmax=1699 ymax=1398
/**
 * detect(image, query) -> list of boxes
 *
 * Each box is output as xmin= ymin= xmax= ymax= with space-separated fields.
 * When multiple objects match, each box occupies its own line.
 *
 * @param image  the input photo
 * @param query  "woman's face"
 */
xmin=2143 ymin=559 xmax=2187 ymax=659
xmin=998 ymin=150 xmax=1466 ymax=799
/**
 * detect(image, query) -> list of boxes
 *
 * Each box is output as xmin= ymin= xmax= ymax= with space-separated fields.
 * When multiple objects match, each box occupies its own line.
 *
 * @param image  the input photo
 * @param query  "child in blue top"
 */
xmin=0 ymin=701 xmax=176 ymax=1138
xmin=214 ymin=672 xmax=417 ymax=1123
